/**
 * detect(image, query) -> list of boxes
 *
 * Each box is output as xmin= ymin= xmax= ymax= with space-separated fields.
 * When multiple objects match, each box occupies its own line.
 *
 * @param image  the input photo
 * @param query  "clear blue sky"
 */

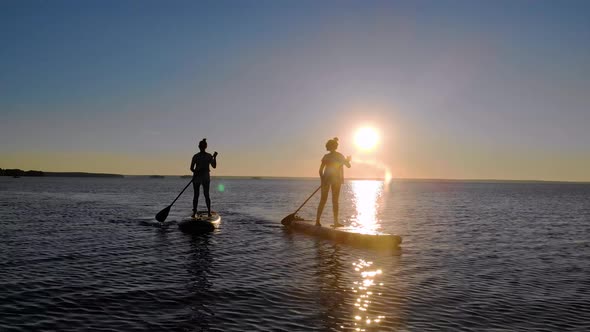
xmin=1 ymin=1 xmax=589 ymax=180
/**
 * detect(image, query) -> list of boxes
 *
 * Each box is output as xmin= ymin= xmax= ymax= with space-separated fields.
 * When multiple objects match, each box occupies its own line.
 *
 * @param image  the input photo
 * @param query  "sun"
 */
xmin=354 ymin=127 xmax=379 ymax=151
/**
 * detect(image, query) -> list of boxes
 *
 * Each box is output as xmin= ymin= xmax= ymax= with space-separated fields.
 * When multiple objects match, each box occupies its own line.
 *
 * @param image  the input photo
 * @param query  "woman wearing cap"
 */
xmin=316 ymin=137 xmax=351 ymax=227
xmin=190 ymin=138 xmax=218 ymax=218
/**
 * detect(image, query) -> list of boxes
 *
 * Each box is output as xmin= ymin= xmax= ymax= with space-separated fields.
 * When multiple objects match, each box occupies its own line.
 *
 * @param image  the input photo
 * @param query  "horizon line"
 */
xmin=159 ymin=175 xmax=590 ymax=184
xmin=0 ymin=168 xmax=590 ymax=184
xmin=2 ymin=168 xmax=589 ymax=184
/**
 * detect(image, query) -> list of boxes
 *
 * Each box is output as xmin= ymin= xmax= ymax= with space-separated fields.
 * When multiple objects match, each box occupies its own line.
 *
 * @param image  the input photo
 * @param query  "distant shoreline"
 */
xmin=2 ymin=168 xmax=588 ymax=183
xmin=0 ymin=168 xmax=123 ymax=178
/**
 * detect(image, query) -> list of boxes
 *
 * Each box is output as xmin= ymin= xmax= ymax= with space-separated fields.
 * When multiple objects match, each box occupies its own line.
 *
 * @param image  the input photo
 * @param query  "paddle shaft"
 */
xmin=292 ymin=185 xmax=321 ymax=215
xmin=169 ymin=179 xmax=193 ymax=207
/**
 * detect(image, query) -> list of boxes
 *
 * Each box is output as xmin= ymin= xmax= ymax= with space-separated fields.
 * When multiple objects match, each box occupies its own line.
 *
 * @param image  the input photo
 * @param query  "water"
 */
xmin=1 ymin=177 xmax=589 ymax=331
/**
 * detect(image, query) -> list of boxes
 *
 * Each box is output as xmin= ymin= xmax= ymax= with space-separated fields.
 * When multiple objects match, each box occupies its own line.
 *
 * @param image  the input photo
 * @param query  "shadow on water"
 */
xmin=314 ymin=239 xmax=347 ymax=330
xmin=183 ymin=234 xmax=215 ymax=332
xmin=138 ymin=218 xmax=177 ymax=229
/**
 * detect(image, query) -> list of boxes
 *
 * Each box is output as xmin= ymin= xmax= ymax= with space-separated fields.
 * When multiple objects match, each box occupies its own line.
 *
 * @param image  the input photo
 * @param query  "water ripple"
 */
xmin=1 ymin=178 xmax=589 ymax=331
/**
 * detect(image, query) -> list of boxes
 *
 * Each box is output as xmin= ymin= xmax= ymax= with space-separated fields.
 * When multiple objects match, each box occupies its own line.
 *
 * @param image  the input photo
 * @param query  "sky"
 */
xmin=1 ymin=0 xmax=589 ymax=181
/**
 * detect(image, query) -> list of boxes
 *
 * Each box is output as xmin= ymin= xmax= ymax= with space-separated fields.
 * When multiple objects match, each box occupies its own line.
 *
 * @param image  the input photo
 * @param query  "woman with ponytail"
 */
xmin=190 ymin=138 xmax=218 ymax=218
xmin=316 ymin=137 xmax=351 ymax=227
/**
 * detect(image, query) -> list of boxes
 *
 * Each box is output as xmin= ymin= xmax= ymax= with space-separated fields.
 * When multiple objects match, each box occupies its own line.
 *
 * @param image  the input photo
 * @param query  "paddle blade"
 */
xmin=281 ymin=213 xmax=296 ymax=226
xmin=155 ymin=206 xmax=171 ymax=222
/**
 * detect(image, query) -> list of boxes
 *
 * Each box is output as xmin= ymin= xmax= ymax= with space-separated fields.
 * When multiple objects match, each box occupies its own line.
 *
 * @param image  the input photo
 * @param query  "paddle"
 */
xmin=281 ymin=185 xmax=322 ymax=226
xmin=155 ymin=179 xmax=193 ymax=222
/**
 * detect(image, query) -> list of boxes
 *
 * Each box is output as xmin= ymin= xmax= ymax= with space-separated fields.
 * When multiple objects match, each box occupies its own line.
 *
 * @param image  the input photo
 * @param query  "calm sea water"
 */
xmin=1 ymin=177 xmax=589 ymax=331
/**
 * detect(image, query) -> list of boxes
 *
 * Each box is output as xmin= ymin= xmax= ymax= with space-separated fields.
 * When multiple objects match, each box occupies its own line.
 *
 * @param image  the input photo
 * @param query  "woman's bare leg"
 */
xmin=331 ymin=182 xmax=342 ymax=226
xmin=203 ymin=178 xmax=211 ymax=216
xmin=316 ymin=183 xmax=330 ymax=225
xmin=192 ymin=180 xmax=200 ymax=217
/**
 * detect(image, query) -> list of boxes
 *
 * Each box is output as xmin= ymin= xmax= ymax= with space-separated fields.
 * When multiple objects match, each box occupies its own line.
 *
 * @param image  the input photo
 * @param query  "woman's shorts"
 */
xmin=193 ymin=173 xmax=211 ymax=186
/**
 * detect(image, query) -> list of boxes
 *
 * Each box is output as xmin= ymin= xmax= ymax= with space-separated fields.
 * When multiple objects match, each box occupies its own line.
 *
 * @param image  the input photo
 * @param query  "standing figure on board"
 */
xmin=190 ymin=138 xmax=218 ymax=218
xmin=316 ymin=137 xmax=351 ymax=227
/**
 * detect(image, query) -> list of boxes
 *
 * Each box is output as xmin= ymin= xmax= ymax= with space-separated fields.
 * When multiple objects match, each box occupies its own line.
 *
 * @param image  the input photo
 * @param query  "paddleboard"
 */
xmin=178 ymin=211 xmax=221 ymax=234
xmin=284 ymin=218 xmax=402 ymax=250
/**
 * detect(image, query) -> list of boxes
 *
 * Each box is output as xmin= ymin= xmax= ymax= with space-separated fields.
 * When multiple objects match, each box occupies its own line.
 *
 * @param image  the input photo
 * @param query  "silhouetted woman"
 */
xmin=190 ymin=138 xmax=217 ymax=218
xmin=316 ymin=137 xmax=351 ymax=227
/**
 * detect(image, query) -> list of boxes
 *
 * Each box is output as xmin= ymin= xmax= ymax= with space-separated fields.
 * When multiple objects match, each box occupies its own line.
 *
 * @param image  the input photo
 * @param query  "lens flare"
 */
xmin=354 ymin=159 xmax=393 ymax=191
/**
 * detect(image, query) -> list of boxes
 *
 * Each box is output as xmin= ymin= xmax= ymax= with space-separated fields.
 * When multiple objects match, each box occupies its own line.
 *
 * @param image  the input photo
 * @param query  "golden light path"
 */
xmin=350 ymin=259 xmax=386 ymax=331
xmin=349 ymin=181 xmax=387 ymax=329
xmin=350 ymin=180 xmax=384 ymax=233
xmin=345 ymin=177 xmax=391 ymax=330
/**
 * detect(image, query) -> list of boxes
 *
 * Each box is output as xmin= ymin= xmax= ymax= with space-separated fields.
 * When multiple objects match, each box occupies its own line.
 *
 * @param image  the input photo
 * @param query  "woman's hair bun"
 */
xmin=202 ymin=138 xmax=207 ymax=142
xmin=325 ymin=137 xmax=339 ymax=151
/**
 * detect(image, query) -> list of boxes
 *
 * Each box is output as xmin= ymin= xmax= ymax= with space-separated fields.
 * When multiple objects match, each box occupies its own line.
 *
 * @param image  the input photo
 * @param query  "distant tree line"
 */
xmin=0 ymin=168 xmax=123 ymax=178
xmin=0 ymin=168 xmax=44 ymax=176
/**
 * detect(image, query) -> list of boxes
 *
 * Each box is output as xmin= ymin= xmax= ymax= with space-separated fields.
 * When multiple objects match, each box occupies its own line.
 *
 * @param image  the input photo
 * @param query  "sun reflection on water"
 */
xmin=350 ymin=259 xmax=386 ymax=331
xmin=350 ymin=180 xmax=384 ymax=233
